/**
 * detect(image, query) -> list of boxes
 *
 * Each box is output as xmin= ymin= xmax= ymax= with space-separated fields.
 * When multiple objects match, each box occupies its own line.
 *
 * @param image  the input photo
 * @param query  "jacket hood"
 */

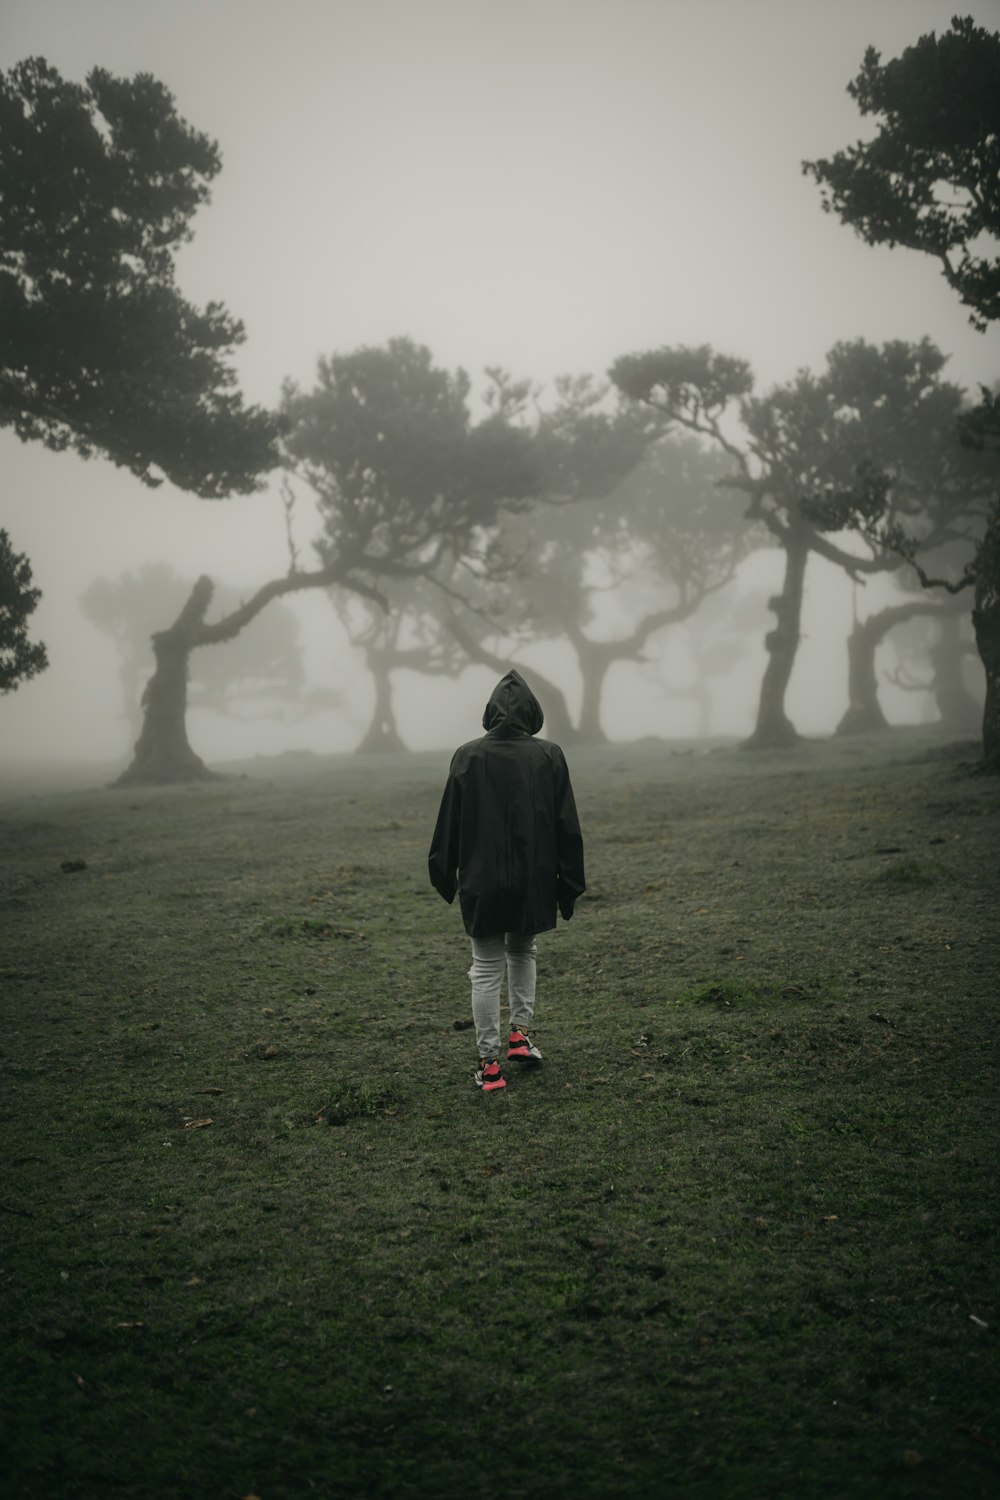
xmin=482 ymin=669 xmax=544 ymax=736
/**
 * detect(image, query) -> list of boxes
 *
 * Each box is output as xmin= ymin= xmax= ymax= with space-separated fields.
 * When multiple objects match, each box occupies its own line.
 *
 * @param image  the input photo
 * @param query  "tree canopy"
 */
xmin=466 ymin=430 xmax=756 ymax=740
xmin=611 ymin=338 xmax=984 ymax=746
xmin=0 ymin=56 xmax=279 ymax=493
xmin=803 ymin=16 xmax=1000 ymax=330
xmin=803 ymin=17 xmax=1000 ymax=767
xmin=281 ymin=338 xmax=541 ymax=590
xmin=0 ymin=529 xmax=47 ymax=694
xmin=116 ymin=339 xmax=545 ymax=782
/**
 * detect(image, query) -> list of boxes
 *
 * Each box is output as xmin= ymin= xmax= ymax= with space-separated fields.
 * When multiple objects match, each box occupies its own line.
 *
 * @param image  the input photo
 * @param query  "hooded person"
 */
xmin=428 ymin=669 xmax=586 ymax=1091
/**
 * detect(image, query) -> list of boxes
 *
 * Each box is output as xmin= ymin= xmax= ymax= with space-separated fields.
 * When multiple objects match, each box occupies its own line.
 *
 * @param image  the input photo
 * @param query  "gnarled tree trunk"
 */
xmin=114 ymin=578 xmax=217 ymax=786
xmin=573 ymin=638 xmax=612 ymax=744
xmin=356 ymin=652 xmax=407 ymax=752
xmin=973 ymin=507 xmax=1000 ymax=772
xmin=567 ymin=600 xmax=709 ymax=744
xmin=836 ymin=600 xmax=947 ymax=735
xmin=113 ymin=564 xmax=341 ymax=785
xmin=743 ymin=535 xmax=808 ymax=750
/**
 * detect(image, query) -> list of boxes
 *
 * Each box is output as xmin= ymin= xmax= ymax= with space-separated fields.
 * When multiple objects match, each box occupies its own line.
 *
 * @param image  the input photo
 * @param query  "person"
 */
xmin=428 ymin=669 xmax=586 ymax=1091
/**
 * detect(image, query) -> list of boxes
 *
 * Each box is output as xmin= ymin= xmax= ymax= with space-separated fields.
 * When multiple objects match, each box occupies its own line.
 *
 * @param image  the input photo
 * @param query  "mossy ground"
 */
xmin=1 ymin=729 xmax=997 ymax=1498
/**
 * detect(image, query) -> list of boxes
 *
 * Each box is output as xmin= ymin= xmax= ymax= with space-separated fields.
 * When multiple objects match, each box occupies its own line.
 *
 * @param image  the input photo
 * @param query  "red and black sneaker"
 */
xmin=475 ymin=1057 xmax=507 ymax=1092
xmin=506 ymin=1030 xmax=543 ymax=1065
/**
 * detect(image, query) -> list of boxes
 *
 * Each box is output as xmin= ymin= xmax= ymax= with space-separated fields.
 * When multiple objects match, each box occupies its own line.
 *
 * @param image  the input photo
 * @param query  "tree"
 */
xmin=803 ymin=16 xmax=1000 ymax=330
xmin=346 ymin=381 xmax=739 ymax=746
xmin=533 ymin=382 xmax=754 ymax=741
xmin=659 ymin=587 xmax=772 ymax=739
xmin=329 ymin=573 xmax=469 ymax=752
xmin=366 ymin=539 xmax=582 ymax=745
xmin=278 ymin=340 xmax=547 ymax=753
xmin=879 ymin=605 xmax=985 ymax=732
xmin=0 ymin=529 xmax=47 ymax=693
xmin=418 ymin=375 xmax=664 ymax=743
xmin=284 ymin=340 xmax=539 ymax=587
xmin=973 ymin=502 xmax=1000 ymax=766
xmin=836 ymin=592 xmax=975 ymax=736
xmin=0 ymin=56 xmax=281 ymax=715
xmin=191 ymin=362 xmax=742 ymax=756
xmin=308 ymin=368 xmax=596 ymax=754
xmin=80 ymin=564 xmax=329 ymax=754
xmin=827 ymin=452 xmax=999 ymax=760
xmin=804 ymin=20 xmax=1000 ymax=767
xmin=421 ymin=570 xmax=581 ymax=745
xmin=611 ymin=340 xmax=993 ymax=748
xmin=803 ymin=342 xmax=994 ymax=734
xmin=466 ymin=432 xmax=757 ymax=741
xmin=116 ymin=340 xmax=542 ymax=784
xmin=0 ymin=58 xmax=279 ymax=495
xmin=609 ymin=346 xmax=867 ymax=746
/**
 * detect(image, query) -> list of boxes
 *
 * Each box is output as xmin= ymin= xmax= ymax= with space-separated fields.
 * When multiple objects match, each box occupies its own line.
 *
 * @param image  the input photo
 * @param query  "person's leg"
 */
xmin=505 ymin=932 xmax=537 ymax=1038
xmin=469 ymin=934 xmax=505 ymax=1060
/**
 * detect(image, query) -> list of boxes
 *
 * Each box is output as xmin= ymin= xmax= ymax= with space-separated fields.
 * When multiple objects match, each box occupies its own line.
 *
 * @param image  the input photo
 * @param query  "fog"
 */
xmin=2 ymin=0 xmax=998 ymax=769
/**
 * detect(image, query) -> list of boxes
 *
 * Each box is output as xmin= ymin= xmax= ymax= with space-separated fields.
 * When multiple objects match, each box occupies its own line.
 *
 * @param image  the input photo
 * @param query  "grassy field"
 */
xmin=1 ymin=728 xmax=998 ymax=1499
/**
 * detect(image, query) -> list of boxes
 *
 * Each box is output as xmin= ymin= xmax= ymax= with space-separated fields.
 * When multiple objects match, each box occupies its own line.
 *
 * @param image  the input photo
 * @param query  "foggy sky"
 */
xmin=2 ymin=0 xmax=999 ymax=765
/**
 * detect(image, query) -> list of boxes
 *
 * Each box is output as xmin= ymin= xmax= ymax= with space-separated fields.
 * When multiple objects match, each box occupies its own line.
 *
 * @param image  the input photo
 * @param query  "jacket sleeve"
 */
xmin=553 ymin=748 xmax=585 ymax=919
xmin=427 ymin=761 xmax=461 ymax=904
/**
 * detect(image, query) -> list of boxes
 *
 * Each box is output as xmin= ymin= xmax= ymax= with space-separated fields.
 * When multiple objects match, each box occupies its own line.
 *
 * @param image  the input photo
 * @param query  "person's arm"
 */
xmin=428 ymin=759 xmax=462 ymax=904
xmin=553 ymin=749 xmax=585 ymax=919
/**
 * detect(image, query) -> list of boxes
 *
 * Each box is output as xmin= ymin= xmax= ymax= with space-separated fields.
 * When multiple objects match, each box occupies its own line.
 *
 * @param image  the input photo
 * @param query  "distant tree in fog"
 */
xmin=325 ymin=527 xmax=583 ymax=749
xmin=834 ymin=431 xmax=1000 ymax=766
xmin=803 ymin=16 xmax=1000 ymax=770
xmin=0 ymin=529 xmax=47 ymax=694
xmin=285 ymin=340 xmax=539 ymax=587
xmin=833 ymin=531 xmax=987 ymax=740
xmin=0 ymin=60 xmax=279 ymax=543
xmin=796 ymin=342 xmax=993 ymax=735
xmin=80 ymin=564 xmax=329 ymax=755
xmin=330 ymin=575 xmax=467 ymax=752
xmin=408 ymin=550 xmax=582 ymax=742
xmin=610 ymin=339 xmax=990 ymax=748
xmin=592 ymin=435 xmax=764 ymax=735
xmin=310 ymin=377 xmax=654 ymax=749
xmin=278 ymin=341 xmax=545 ymax=754
xmin=878 ymin=603 xmax=984 ymax=734
xmin=116 ymin=341 xmax=541 ymax=783
xmin=646 ymin=587 xmax=772 ymax=739
xmin=397 ymin=377 xmax=662 ymax=741
xmin=803 ymin=16 xmax=999 ymax=331
xmin=334 ymin=383 xmax=753 ymax=744
xmin=457 ymin=430 xmax=758 ymax=741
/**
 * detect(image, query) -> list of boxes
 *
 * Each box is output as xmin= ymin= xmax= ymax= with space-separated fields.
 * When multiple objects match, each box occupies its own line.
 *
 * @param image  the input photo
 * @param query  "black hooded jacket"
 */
xmin=428 ymin=670 xmax=586 ymax=937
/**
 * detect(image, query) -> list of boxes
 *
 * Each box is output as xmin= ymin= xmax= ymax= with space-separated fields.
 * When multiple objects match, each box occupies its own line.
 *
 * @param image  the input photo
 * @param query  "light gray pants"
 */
xmin=469 ymin=932 xmax=536 ymax=1059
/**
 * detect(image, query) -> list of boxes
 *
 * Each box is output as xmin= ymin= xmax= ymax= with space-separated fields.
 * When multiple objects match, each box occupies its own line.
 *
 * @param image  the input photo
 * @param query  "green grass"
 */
xmin=258 ymin=913 xmax=367 ymax=940
xmin=1 ymin=732 xmax=998 ymax=1498
xmin=870 ymin=859 xmax=949 ymax=888
xmin=669 ymin=976 xmax=829 ymax=1006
